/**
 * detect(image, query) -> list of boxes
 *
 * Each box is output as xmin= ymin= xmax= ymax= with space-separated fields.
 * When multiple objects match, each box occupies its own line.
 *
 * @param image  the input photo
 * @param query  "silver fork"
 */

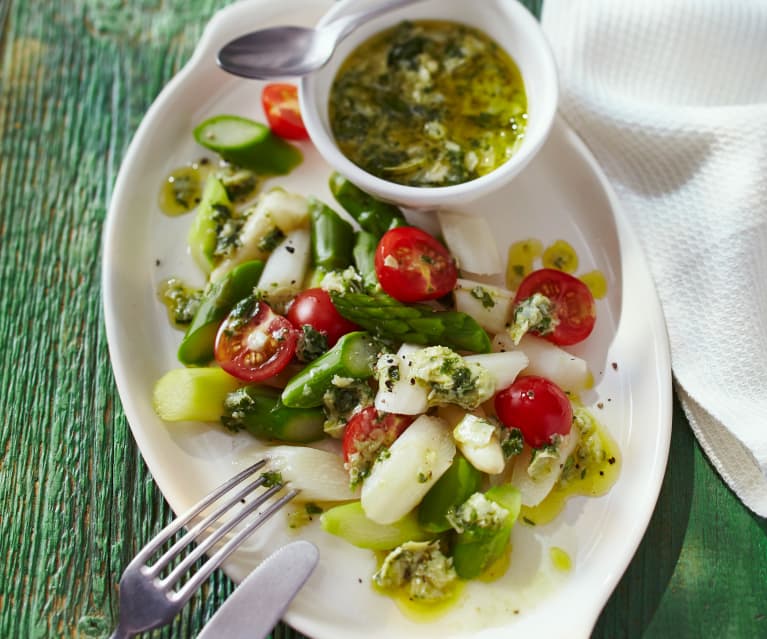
xmin=109 ymin=459 xmax=298 ymax=639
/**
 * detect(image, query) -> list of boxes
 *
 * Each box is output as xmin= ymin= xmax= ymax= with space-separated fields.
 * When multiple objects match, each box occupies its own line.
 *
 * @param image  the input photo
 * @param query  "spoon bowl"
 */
xmin=217 ymin=27 xmax=330 ymax=78
xmin=217 ymin=0 xmax=427 ymax=79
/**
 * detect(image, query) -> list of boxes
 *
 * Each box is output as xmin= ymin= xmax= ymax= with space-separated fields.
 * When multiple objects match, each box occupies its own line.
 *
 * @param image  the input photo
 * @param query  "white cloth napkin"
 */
xmin=541 ymin=0 xmax=767 ymax=516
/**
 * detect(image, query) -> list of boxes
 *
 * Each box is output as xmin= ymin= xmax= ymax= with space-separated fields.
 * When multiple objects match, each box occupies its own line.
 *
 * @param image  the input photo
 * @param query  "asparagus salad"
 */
xmin=153 ymin=83 xmax=620 ymax=611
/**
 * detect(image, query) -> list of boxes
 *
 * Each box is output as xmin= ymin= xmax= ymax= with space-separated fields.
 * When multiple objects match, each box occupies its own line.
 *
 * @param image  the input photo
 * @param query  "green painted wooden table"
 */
xmin=1 ymin=1 xmax=765 ymax=637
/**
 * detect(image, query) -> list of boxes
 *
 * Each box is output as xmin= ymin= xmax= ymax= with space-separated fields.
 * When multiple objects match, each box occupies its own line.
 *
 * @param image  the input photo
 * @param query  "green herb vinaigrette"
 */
xmin=159 ymin=164 xmax=207 ymax=216
xmin=372 ymin=551 xmax=465 ymax=621
xmin=158 ymin=159 xmax=260 ymax=216
xmin=329 ymin=20 xmax=527 ymax=187
xmin=520 ymin=411 xmax=621 ymax=527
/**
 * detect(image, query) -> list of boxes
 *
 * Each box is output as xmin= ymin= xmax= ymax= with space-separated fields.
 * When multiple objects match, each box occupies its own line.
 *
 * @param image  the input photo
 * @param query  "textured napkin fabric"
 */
xmin=541 ymin=0 xmax=767 ymax=516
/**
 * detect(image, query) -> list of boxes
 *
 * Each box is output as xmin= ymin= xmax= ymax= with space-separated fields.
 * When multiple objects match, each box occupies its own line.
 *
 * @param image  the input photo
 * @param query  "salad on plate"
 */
xmin=151 ymin=81 xmax=620 ymax=613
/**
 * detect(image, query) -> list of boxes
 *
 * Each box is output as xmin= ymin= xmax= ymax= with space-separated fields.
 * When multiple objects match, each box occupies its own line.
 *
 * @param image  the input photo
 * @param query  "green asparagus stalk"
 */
xmin=451 ymin=484 xmax=521 ymax=579
xmin=193 ymin=115 xmax=302 ymax=175
xmin=222 ymin=385 xmax=325 ymax=443
xmin=153 ymin=367 xmax=242 ymax=422
xmin=281 ymin=331 xmax=383 ymax=408
xmin=188 ymin=174 xmax=232 ymax=274
xmin=418 ymin=454 xmax=483 ymax=533
xmin=330 ymin=291 xmax=492 ymax=353
xmin=178 ymin=259 xmax=264 ymax=365
xmin=329 ymin=172 xmax=407 ymax=238
xmin=309 ymin=198 xmax=355 ymax=271
xmin=321 ymin=501 xmax=431 ymax=550
xmin=352 ymin=230 xmax=379 ymax=289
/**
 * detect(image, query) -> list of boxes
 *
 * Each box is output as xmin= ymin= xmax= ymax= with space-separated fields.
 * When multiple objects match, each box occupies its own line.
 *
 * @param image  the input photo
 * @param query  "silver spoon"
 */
xmin=217 ymin=0 xmax=428 ymax=79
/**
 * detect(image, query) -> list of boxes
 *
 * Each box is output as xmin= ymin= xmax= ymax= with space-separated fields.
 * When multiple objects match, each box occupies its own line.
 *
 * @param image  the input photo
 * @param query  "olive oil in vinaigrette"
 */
xmin=521 ymin=415 xmax=620 ymax=527
xmin=159 ymin=163 xmax=209 ymax=216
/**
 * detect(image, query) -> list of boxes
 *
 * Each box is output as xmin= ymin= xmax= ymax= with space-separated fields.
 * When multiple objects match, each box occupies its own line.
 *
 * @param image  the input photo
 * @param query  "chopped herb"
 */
xmin=470 ymin=286 xmax=496 ymax=309
xmin=508 ymin=292 xmax=556 ymax=344
xmin=500 ymin=427 xmax=524 ymax=458
xmin=158 ymin=278 xmax=202 ymax=327
xmin=257 ymin=226 xmax=286 ymax=253
xmin=296 ymin=325 xmax=328 ymax=363
xmin=218 ymin=166 xmax=259 ymax=203
xmin=261 ymin=471 xmax=283 ymax=487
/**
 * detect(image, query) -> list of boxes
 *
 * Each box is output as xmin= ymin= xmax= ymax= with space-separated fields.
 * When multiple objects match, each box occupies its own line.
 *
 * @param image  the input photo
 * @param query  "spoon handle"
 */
xmin=326 ymin=0 xmax=429 ymax=44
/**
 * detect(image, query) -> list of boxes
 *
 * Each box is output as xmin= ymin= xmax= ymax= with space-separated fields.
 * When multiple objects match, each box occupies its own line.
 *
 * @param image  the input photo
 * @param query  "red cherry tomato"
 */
xmin=342 ymin=407 xmax=414 ymax=463
xmin=374 ymin=227 xmax=458 ymax=303
xmin=494 ymin=376 xmax=573 ymax=448
xmin=261 ymin=83 xmax=308 ymax=140
xmin=214 ymin=297 xmax=298 ymax=382
xmin=286 ymin=288 xmax=359 ymax=347
xmin=514 ymin=268 xmax=596 ymax=346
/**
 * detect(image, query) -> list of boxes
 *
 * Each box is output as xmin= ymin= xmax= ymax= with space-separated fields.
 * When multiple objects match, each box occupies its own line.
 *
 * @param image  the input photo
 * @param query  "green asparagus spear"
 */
xmin=281 ymin=331 xmax=383 ymax=408
xmin=451 ymin=484 xmax=521 ymax=579
xmin=309 ymin=199 xmax=355 ymax=271
xmin=352 ymin=230 xmax=379 ymax=289
xmin=321 ymin=501 xmax=431 ymax=550
xmin=188 ymin=174 xmax=232 ymax=274
xmin=330 ymin=291 xmax=492 ymax=353
xmin=222 ymin=385 xmax=325 ymax=442
xmin=418 ymin=454 xmax=483 ymax=533
xmin=178 ymin=260 xmax=264 ymax=365
xmin=193 ymin=115 xmax=302 ymax=175
xmin=329 ymin=172 xmax=407 ymax=238
xmin=153 ymin=367 xmax=242 ymax=422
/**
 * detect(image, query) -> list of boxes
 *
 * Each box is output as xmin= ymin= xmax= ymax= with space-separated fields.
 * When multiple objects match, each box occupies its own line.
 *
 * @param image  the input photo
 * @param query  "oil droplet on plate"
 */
xmin=542 ymin=239 xmax=578 ymax=273
xmin=580 ymin=269 xmax=608 ymax=299
xmin=506 ymin=238 xmax=543 ymax=290
xmin=549 ymin=546 xmax=572 ymax=572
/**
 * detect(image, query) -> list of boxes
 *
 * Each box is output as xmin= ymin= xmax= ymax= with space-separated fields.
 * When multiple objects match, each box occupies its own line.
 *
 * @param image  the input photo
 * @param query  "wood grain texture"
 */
xmin=0 ymin=1 xmax=764 ymax=638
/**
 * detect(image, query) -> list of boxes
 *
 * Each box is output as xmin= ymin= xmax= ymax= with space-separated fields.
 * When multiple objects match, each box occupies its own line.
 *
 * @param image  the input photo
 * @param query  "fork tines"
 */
xmin=133 ymin=459 xmax=298 ymax=604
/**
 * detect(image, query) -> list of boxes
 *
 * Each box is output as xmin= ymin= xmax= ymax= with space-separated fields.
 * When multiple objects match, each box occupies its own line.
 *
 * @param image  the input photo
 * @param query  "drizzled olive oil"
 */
xmin=579 ymin=270 xmax=608 ymax=299
xmin=506 ymin=238 xmax=544 ymax=290
xmin=159 ymin=162 xmax=211 ymax=215
xmin=520 ymin=415 xmax=621 ymax=527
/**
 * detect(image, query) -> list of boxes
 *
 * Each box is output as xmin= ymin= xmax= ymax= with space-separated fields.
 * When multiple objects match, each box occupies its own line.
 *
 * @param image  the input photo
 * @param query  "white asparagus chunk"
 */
xmin=464 ymin=350 xmax=529 ymax=391
xmin=453 ymin=278 xmax=514 ymax=334
xmin=257 ymin=227 xmax=311 ymax=311
xmin=437 ymin=210 xmax=502 ymax=275
xmin=361 ymin=415 xmax=455 ymax=524
xmin=211 ymin=189 xmax=310 ymax=280
xmin=452 ymin=413 xmax=506 ymax=475
xmin=511 ymin=431 xmax=579 ymax=507
xmin=492 ymin=332 xmax=592 ymax=393
xmin=374 ymin=344 xmax=430 ymax=415
xmin=267 ymin=445 xmax=360 ymax=502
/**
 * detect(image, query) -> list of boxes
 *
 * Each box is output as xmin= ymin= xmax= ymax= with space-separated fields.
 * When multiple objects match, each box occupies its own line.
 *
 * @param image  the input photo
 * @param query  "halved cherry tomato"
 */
xmin=214 ymin=296 xmax=298 ymax=382
xmin=342 ymin=406 xmax=414 ymax=463
xmin=494 ymin=376 xmax=572 ymax=448
xmin=514 ymin=268 xmax=596 ymax=346
xmin=374 ymin=227 xmax=458 ymax=303
xmin=286 ymin=288 xmax=359 ymax=347
xmin=261 ymin=83 xmax=308 ymax=140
